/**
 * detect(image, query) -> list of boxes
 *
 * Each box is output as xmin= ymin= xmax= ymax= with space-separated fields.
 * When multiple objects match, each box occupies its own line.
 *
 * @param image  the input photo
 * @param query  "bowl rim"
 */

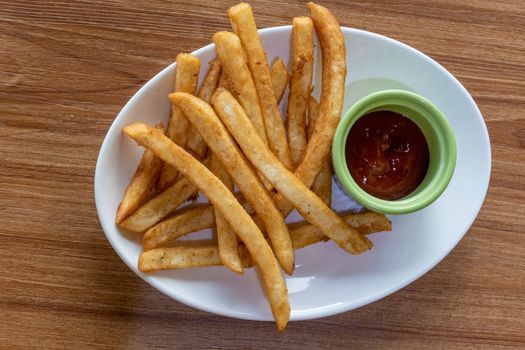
xmin=94 ymin=25 xmax=491 ymax=322
xmin=332 ymin=89 xmax=457 ymax=214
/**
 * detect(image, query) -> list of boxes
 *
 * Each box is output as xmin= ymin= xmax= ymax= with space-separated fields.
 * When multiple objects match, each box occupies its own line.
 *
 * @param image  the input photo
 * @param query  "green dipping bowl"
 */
xmin=332 ymin=89 xmax=457 ymax=214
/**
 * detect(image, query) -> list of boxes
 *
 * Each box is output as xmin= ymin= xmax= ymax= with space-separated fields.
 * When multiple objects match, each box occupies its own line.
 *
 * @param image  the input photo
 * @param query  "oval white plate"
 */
xmin=95 ymin=26 xmax=490 ymax=321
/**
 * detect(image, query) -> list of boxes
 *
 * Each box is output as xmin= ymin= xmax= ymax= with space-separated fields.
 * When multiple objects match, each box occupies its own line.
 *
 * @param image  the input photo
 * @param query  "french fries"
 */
xmin=140 ymin=245 xmax=256 ymax=272
xmin=158 ymin=53 xmax=201 ymax=190
xmin=129 ymin=60 xmax=219 ymax=232
xmin=287 ymin=17 xmax=314 ymax=168
xmin=228 ymin=3 xmax=293 ymax=170
xmin=143 ymin=206 xmax=215 ymax=251
xmin=139 ymin=212 xmax=389 ymax=269
xmin=290 ymin=211 xmax=390 ymax=249
xmin=139 ymin=246 xmax=223 ymax=272
xmin=270 ymin=57 xmax=289 ymax=103
xmin=197 ymin=58 xmax=222 ymax=103
xmin=116 ymin=123 xmax=165 ymax=224
xmin=308 ymin=97 xmax=332 ymax=205
xmin=120 ymin=176 xmax=197 ymax=232
xmin=142 ymin=204 xmax=390 ymax=251
xmin=186 ymin=58 xmax=222 ymax=160
xmin=273 ymin=3 xmax=347 ymax=217
xmin=170 ymin=91 xmax=295 ymax=275
xmin=123 ymin=123 xmax=290 ymax=331
xmin=209 ymin=153 xmax=243 ymax=274
xmin=213 ymin=32 xmax=277 ymax=191
xmin=212 ymin=88 xmax=372 ymax=254
xmin=218 ymin=70 xmax=230 ymax=90
xmin=113 ymin=2 xmax=399 ymax=332
xmin=213 ymin=31 xmax=268 ymax=146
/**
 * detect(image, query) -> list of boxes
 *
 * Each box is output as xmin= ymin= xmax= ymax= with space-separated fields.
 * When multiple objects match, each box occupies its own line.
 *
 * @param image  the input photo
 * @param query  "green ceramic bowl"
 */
xmin=332 ymin=90 xmax=457 ymax=214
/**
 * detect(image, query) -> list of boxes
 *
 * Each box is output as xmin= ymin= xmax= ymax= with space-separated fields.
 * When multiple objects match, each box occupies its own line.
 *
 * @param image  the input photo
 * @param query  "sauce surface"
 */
xmin=345 ymin=110 xmax=430 ymax=200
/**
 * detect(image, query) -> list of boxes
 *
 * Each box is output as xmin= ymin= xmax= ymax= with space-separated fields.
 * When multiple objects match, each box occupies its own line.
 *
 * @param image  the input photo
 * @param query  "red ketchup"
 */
xmin=345 ymin=110 xmax=430 ymax=200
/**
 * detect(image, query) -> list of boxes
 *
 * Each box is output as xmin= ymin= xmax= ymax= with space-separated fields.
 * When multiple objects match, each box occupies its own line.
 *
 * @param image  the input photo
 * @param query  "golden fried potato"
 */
xmin=270 ymin=57 xmax=289 ymax=103
xmin=273 ymin=3 xmax=347 ymax=217
xmin=308 ymin=97 xmax=332 ymax=205
xmin=139 ymin=246 xmax=223 ymax=272
xmin=209 ymin=152 xmax=243 ymax=274
xmin=157 ymin=53 xmax=200 ymax=190
xmin=142 ymin=206 xmax=215 ymax=250
xmin=291 ymin=211 xmax=391 ymax=249
xmin=287 ymin=16 xmax=314 ymax=168
xmin=186 ymin=58 xmax=222 ymax=160
xmin=170 ymin=91 xmax=294 ymax=275
xmin=212 ymin=88 xmax=372 ymax=254
xmin=228 ymin=3 xmax=293 ymax=169
xmin=213 ymin=31 xmax=268 ymax=146
xmin=123 ymin=123 xmax=289 ymax=331
xmin=197 ymin=58 xmax=222 ymax=103
xmin=116 ymin=123 xmax=165 ymax=224
xmin=120 ymin=177 xmax=197 ymax=232
xmin=140 ymin=211 xmax=390 ymax=264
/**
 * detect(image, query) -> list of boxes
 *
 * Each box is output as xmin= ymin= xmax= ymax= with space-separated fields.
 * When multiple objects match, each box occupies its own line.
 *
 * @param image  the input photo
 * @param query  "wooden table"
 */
xmin=2 ymin=1 xmax=524 ymax=348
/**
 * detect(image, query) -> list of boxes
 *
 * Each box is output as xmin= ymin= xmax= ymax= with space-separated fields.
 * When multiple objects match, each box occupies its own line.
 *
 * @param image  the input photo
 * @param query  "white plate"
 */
xmin=95 ymin=26 xmax=491 ymax=321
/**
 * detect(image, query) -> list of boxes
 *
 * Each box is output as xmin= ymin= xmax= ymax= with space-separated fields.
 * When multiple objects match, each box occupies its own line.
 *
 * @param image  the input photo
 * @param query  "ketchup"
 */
xmin=345 ymin=110 xmax=429 ymax=200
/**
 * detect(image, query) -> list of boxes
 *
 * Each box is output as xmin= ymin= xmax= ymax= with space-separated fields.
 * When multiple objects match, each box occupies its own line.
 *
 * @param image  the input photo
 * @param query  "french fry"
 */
xmin=228 ymin=3 xmax=293 ymax=170
xmin=143 ymin=205 xmax=215 ymax=251
xmin=166 ymin=53 xmax=200 ymax=146
xmin=348 ymin=212 xmax=392 ymax=235
xmin=213 ymin=31 xmax=268 ymax=146
xmin=186 ymin=129 xmax=206 ymax=160
xmin=307 ymin=96 xmax=320 ymax=124
xmin=170 ymin=91 xmax=294 ymax=275
xmin=120 ymin=154 xmax=212 ymax=232
xmin=123 ymin=123 xmax=289 ymax=331
xmin=308 ymin=97 xmax=332 ymax=206
xmin=290 ymin=211 xmax=391 ymax=249
xmin=311 ymin=152 xmax=332 ymax=206
xmin=186 ymin=58 xmax=222 ymax=160
xmin=223 ymin=55 xmax=288 ymax=103
xmin=120 ymin=176 xmax=197 ymax=232
xmin=209 ymin=152 xmax=243 ymax=274
xmin=140 ymin=245 xmax=256 ymax=271
xmin=213 ymin=32 xmax=275 ymax=191
xmin=158 ymin=53 xmax=201 ymax=190
xmin=286 ymin=16 xmax=314 ymax=168
xmin=270 ymin=57 xmax=289 ymax=103
xmin=139 ymin=246 xmax=223 ymax=272
xmin=116 ymin=123 xmax=165 ymax=224
xmin=272 ymin=3 xmax=347 ymax=218
xmin=212 ymin=88 xmax=372 ymax=254
xmin=218 ymin=70 xmax=230 ymax=90
xmin=197 ymin=58 xmax=222 ymax=103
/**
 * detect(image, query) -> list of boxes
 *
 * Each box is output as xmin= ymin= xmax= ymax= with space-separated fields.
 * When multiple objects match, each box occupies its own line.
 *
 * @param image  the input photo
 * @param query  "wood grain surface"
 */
xmin=1 ymin=0 xmax=524 ymax=348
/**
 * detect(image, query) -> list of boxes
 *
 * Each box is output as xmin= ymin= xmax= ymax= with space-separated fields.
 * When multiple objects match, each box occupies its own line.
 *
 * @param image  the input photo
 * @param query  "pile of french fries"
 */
xmin=116 ymin=2 xmax=392 ymax=331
